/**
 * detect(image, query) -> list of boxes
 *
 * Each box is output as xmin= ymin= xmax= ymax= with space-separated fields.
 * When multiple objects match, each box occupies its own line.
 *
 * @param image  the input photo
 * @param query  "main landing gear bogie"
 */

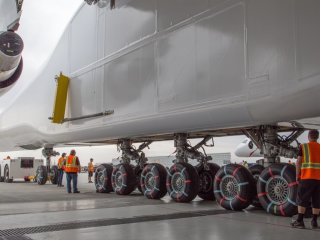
xmin=214 ymin=163 xmax=298 ymax=216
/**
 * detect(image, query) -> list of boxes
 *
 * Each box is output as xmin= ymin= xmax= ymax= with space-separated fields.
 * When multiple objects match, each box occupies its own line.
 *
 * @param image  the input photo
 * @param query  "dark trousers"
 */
xmin=57 ymin=169 xmax=64 ymax=186
xmin=66 ymin=172 xmax=78 ymax=193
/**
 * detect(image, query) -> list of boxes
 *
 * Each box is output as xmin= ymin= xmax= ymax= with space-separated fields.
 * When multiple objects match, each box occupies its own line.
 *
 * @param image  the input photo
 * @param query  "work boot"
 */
xmin=74 ymin=190 xmax=80 ymax=193
xmin=291 ymin=220 xmax=305 ymax=229
xmin=311 ymin=220 xmax=318 ymax=229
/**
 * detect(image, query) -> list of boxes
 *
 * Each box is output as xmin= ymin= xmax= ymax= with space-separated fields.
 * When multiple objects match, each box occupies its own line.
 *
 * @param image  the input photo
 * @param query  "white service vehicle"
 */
xmin=0 ymin=157 xmax=44 ymax=182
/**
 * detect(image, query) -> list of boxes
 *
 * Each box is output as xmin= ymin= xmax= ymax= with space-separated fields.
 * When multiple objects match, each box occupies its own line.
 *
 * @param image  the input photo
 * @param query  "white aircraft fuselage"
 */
xmin=0 ymin=0 xmax=320 ymax=151
xmin=234 ymin=138 xmax=262 ymax=158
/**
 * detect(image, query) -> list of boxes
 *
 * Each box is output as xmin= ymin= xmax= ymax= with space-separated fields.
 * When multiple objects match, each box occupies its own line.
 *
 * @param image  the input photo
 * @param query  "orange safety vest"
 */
xmin=300 ymin=142 xmax=320 ymax=180
xmin=88 ymin=162 xmax=94 ymax=172
xmin=64 ymin=155 xmax=79 ymax=173
xmin=57 ymin=157 xmax=65 ymax=170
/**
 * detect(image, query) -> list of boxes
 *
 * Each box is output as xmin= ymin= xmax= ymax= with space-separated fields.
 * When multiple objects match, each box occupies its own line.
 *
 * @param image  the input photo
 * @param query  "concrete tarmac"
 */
xmin=0 ymin=173 xmax=318 ymax=240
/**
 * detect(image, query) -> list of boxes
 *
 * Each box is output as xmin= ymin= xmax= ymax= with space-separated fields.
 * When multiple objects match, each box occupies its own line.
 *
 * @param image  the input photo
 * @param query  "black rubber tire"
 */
xmin=257 ymin=163 xmax=297 ymax=217
xmin=95 ymin=163 xmax=113 ymax=193
xmin=197 ymin=163 xmax=220 ymax=200
xmin=36 ymin=165 xmax=48 ymax=185
xmin=248 ymin=164 xmax=265 ymax=208
xmin=50 ymin=165 xmax=58 ymax=185
xmin=140 ymin=163 xmax=167 ymax=199
xmin=166 ymin=162 xmax=199 ymax=202
xmin=4 ymin=165 xmax=13 ymax=183
xmin=214 ymin=164 xmax=255 ymax=211
xmin=112 ymin=163 xmax=137 ymax=195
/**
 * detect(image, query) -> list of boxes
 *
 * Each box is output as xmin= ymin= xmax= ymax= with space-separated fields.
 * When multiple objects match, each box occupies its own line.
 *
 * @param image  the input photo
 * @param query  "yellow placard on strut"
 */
xmin=51 ymin=73 xmax=70 ymax=124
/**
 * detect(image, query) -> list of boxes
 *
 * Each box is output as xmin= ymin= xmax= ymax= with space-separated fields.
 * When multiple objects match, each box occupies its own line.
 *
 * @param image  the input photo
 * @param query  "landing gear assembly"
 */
xmin=166 ymin=134 xmax=218 ymax=202
xmin=35 ymin=147 xmax=60 ymax=185
xmin=242 ymin=125 xmax=301 ymax=216
xmin=212 ymin=125 xmax=301 ymax=215
xmin=94 ymin=140 xmax=158 ymax=197
xmin=94 ymin=124 xmax=303 ymax=217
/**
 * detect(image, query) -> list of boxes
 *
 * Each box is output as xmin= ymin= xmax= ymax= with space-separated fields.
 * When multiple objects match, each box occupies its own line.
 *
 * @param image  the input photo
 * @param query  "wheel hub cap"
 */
xmin=172 ymin=172 xmax=185 ymax=193
xmin=145 ymin=172 xmax=155 ymax=190
xmin=98 ymin=171 xmax=104 ymax=186
xmin=266 ymin=176 xmax=289 ymax=205
xmin=115 ymin=171 xmax=123 ymax=188
xmin=220 ymin=175 xmax=239 ymax=200
xmin=200 ymin=172 xmax=212 ymax=192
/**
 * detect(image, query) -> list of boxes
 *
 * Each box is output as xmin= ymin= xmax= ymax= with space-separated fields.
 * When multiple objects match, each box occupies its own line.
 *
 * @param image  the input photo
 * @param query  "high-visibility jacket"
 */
xmin=57 ymin=157 xmax=65 ymax=170
xmin=88 ymin=162 xmax=94 ymax=172
xmin=64 ymin=155 xmax=80 ymax=173
xmin=300 ymin=142 xmax=320 ymax=180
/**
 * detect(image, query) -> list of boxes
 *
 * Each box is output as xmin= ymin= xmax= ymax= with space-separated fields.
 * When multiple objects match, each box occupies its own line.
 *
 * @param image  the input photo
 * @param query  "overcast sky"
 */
xmin=0 ymin=0 xmax=308 ymax=166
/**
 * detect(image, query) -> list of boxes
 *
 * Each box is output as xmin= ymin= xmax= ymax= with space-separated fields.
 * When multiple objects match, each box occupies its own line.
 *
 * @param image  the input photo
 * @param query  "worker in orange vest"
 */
xmin=88 ymin=158 xmax=94 ymax=183
xmin=291 ymin=130 xmax=320 ymax=229
xmin=57 ymin=153 xmax=66 ymax=187
xmin=64 ymin=149 xmax=81 ymax=193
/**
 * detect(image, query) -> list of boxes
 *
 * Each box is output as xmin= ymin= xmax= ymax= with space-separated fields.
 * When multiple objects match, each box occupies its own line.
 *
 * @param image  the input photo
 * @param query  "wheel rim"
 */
xmin=199 ymin=172 xmax=213 ymax=192
xmin=115 ymin=171 xmax=123 ymax=189
xmin=145 ymin=172 xmax=156 ymax=191
xmin=266 ymin=176 xmax=289 ymax=205
xmin=97 ymin=170 xmax=105 ymax=187
xmin=171 ymin=172 xmax=186 ymax=193
xmin=220 ymin=175 xmax=239 ymax=200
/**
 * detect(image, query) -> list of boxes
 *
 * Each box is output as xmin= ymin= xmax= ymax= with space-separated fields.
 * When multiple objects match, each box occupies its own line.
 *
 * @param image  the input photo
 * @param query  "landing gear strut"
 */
xmin=243 ymin=124 xmax=303 ymax=216
xmin=111 ymin=139 xmax=152 ymax=195
xmin=167 ymin=133 xmax=218 ymax=202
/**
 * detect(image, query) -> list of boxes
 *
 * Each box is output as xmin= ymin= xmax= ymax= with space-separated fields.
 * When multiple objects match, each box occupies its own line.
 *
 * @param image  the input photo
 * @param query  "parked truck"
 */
xmin=0 ymin=157 xmax=44 ymax=182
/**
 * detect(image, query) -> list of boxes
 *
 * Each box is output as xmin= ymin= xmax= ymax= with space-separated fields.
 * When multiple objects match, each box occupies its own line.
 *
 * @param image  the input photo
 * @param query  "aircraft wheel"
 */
xmin=50 ymin=165 xmax=58 ymax=185
xmin=166 ymin=162 xmax=199 ymax=202
xmin=112 ymin=163 xmax=137 ymax=195
xmin=4 ymin=165 xmax=12 ymax=183
xmin=197 ymin=163 xmax=220 ymax=200
xmin=36 ymin=165 xmax=47 ymax=185
xmin=214 ymin=164 xmax=255 ymax=211
xmin=257 ymin=163 xmax=297 ymax=217
xmin=95 ymin=164 xmax=113 ymax=193
xmin=140 ymin=163 xmax=167 ymax=199
xmin=248 ymin=164 xmax=265 ymax=208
